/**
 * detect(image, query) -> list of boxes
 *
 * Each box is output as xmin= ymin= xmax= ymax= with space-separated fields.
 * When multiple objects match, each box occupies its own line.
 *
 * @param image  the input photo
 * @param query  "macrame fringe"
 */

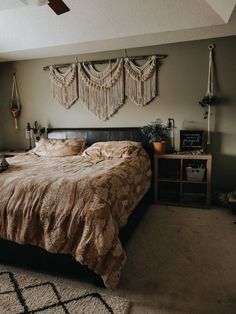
xmin=124 ymin=56 xmax=157 ymax=106
xmin=48 ymin=56 xmax=158 ymax=120
xmin=78 ymin=59 xmax=124 ymax=121
xmin=49 ymin=63 xmax=78 ymax=109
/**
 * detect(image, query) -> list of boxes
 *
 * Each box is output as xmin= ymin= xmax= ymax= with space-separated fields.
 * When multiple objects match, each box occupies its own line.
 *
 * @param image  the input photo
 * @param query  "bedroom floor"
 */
xmin=118 ymin=204 xmax=236 ymax=314
xmin=2 ymin=204 xmax=236 ymax=314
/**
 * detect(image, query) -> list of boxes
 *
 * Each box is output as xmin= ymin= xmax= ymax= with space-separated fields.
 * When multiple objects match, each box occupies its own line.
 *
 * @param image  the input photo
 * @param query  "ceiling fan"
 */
xmin=20 ymin=0 xmax=70 ymax=15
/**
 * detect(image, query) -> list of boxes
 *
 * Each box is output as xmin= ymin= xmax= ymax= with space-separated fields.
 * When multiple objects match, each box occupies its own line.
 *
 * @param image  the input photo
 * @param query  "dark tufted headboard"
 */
xmin=47 ymin=127 xmax=153 ymax=156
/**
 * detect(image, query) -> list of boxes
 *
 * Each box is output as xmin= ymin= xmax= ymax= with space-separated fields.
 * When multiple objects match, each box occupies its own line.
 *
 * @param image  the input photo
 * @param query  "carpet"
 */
xmin=0 ymin=266 xmax=130 ymax=314
xmin=119 ymin=205 xmax=236 ymax=314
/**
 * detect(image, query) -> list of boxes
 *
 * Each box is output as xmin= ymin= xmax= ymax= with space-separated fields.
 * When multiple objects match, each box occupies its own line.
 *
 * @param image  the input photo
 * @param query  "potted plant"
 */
xmin=141 ymin=119 xmax=169 ymax=154
xmin=199 ymin=95 xmax=217 ymax=118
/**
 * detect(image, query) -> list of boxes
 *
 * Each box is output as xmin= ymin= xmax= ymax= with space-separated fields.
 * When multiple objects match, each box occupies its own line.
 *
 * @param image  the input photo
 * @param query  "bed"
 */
xmin=0 ymin=128 xmax=152 ymax=289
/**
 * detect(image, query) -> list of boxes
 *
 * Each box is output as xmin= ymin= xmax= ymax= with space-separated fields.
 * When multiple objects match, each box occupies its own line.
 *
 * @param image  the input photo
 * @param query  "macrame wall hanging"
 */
xmin=199 ymin=44 xmax=216 ymax=145
xmin=44 ymin=53 xmax=165 ymax=120
xmin=124 ymin=56 xmax=157 ymax=106
xmin=206 ymin=44 xmax=216 ymax=145
xmin=10 ymin=73 xmax=21 ymax=129
xmin=78 ymin=58 xmax=124 ymax=121
xmin=49 ymin=63 xmax=78 ymax=109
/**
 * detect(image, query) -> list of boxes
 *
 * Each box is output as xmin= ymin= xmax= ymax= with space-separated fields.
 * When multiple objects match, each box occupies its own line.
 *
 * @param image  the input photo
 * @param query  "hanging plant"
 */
xmin=199 ymin=95 xmax=217 ymax=119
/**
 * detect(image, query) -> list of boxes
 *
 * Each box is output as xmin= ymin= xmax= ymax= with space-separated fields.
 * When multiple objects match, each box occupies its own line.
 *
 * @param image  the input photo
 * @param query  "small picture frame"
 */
xmin=180 ymin=130 xmax=205 ymax=152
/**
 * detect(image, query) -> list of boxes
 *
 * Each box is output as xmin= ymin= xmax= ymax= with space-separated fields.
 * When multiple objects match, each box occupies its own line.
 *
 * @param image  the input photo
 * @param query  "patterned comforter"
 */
xmin=0 ymin=150 xmax=151 ymax=288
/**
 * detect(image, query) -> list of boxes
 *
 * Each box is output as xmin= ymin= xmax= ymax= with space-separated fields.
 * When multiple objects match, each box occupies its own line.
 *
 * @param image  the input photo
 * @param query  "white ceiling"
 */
xmin=0 ymin=0 xmax=235 ymax=62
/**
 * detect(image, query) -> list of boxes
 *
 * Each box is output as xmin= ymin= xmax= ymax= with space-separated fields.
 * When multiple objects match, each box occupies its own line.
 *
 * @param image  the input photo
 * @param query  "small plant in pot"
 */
xmin=141 ymin=119 xmax=169 ymax=154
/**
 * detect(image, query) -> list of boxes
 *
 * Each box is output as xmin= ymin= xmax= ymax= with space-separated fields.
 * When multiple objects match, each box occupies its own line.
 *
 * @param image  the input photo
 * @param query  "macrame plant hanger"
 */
xmin=10 ymin=73 xmax=21 ymax=129
xmin=206 ymin=44 xmax=215 ymax=145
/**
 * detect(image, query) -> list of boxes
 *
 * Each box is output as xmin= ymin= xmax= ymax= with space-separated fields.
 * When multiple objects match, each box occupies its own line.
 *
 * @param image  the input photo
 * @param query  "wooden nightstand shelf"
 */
xmin=154 ymin=154 xmax=212 ymax=208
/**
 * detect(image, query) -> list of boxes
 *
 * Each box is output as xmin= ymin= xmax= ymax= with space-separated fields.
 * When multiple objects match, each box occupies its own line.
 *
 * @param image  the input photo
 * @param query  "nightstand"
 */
xmin=154 ymin=153 xmax=212 ymax=208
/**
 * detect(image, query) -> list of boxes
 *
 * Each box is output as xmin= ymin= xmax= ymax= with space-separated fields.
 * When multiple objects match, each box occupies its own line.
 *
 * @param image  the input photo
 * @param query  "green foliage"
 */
xmin=199 ymin=95 xmax=217 ymax=119
xmin=141 ymin=119 xmax=169 ymax=143
xmin=10 ymin=100 xmax=20 ymax=109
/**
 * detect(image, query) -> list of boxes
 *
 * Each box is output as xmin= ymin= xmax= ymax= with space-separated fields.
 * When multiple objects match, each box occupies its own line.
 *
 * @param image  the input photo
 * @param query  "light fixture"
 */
xmin=25 ymin=122 xmax=33 ymax=150
xmin=19 ymin=0 xmax=48 ymax=6
xmin=25 ymin=121 xmax=45 ymax=150
xmin=19 ymin=0 xmax=70 ymax=15
xmin=167 ymin=118 xmax=176 ymax=153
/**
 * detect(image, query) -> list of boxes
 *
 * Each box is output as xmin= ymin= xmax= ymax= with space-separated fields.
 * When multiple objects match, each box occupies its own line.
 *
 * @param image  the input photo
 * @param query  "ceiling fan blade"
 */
xmin=48 ymin=0 xmax=70 ymax=15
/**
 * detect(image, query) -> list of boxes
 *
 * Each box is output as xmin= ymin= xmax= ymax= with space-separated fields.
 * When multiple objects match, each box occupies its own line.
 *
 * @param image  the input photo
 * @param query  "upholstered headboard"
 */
xmin=47 ymin=127 xmax=153 ymax=156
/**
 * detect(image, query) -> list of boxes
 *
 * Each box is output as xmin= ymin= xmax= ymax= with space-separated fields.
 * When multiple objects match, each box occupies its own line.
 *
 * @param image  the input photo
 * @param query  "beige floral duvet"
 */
xmin=0 ymin=150 xmax=151 ymax=288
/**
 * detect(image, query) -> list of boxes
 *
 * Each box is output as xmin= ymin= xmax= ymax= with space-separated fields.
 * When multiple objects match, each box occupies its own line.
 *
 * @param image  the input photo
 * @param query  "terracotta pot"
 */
xmin=153 ymin=141 xmax=166 ymax=155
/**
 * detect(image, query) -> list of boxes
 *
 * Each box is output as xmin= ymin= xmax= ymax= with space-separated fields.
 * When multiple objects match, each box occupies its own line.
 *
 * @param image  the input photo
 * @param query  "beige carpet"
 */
xmin=0 ymin=265 xmax=130 ymax=314
xmin=1 ymin=205 xmax=236 ymax=314
xmin=117 ymin=205 xmax=236 ymax=314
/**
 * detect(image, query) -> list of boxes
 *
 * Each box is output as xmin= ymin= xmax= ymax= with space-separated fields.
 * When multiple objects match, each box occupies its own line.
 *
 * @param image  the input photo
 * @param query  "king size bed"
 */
xmin=0 ymin=128 xmax=152 ymax=289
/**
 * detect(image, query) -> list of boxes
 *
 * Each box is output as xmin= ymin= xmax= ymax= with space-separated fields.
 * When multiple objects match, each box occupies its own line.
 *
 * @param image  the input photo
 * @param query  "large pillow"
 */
xmin=33 ymin=138 xmax=85 ymax=157
xmin=82 ymin=141 xmax=142 ymax=158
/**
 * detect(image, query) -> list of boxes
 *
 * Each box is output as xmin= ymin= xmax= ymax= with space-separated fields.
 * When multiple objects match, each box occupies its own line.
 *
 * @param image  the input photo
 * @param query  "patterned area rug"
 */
xmin=0 ymin=266 xmax=130 ymax=314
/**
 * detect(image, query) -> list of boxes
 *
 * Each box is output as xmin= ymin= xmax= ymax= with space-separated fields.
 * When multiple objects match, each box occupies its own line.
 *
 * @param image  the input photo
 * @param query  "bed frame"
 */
xmin=0 ymin=127 xmax=153 ymax=286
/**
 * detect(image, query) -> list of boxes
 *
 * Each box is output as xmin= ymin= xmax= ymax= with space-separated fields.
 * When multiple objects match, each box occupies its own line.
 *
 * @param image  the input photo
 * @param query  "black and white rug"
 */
xmin=0 ymin=266 xmax=130 ymax=314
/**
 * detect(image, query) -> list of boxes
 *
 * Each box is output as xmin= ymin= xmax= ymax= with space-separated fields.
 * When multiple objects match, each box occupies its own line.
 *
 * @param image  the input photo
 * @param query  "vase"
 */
xmin=153 ymin=141 xmax=166 ymax=155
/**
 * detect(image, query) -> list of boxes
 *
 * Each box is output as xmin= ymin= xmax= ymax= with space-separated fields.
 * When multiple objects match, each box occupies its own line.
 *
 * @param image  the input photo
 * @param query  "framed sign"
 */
xmin=180 ymin=130 xmax=205 ymax=152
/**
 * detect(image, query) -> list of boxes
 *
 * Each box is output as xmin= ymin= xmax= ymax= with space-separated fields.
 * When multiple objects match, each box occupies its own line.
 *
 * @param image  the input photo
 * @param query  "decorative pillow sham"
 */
xmin=82 ymin=141 xmax=142 ymax=158
xmin=33 ymin=138 xmax=85 ymax=157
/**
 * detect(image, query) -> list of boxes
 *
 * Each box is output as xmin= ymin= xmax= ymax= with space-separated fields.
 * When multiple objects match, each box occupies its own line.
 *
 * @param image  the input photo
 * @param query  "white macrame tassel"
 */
xmin=78 ymin=59 xmax=124 ymax=120
xmin=124 ymin=56 xmax=157 ymax=106
xmin=49 ymin=63 xmax=78 ymax=109
xmin=207 ymin=105 xmax=211 ymax=145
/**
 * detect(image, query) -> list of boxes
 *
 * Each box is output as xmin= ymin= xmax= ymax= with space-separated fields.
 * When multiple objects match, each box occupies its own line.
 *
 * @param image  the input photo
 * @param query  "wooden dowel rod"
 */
xmin=43 ymin=54 xmax=168 ymax=71
xmin=43 ymin=62 xmax=72 ymax=70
